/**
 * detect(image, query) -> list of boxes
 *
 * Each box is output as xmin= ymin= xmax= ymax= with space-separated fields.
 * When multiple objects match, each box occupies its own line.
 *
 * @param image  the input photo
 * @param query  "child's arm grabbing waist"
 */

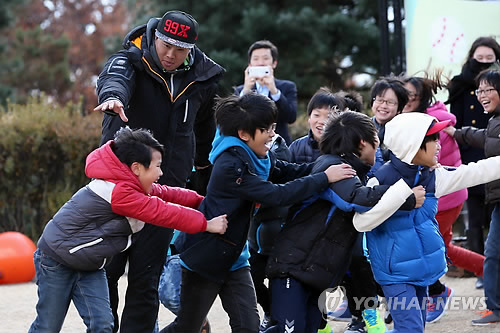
xmin=353 ymin=178 xmax=413 ymax=232
xmin=435 ymin=155 xmax=500 ymax=198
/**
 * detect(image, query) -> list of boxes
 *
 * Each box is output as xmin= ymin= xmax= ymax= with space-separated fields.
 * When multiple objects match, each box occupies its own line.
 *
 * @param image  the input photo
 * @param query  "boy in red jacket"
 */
xmin=29 ymin=127 xmax=227 ymax=333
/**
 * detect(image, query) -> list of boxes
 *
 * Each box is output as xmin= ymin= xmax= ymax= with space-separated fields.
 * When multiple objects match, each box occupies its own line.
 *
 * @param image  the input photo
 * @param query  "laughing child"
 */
xmin=160 ymin=93 xmax=357 ymax=333
xmin=29 ymin=127 xmax=228 ymax=333
xmin=445 ymin=68 xmax=500 ymax=325
xmin=356 ymin=112 xmax=500 ymax=332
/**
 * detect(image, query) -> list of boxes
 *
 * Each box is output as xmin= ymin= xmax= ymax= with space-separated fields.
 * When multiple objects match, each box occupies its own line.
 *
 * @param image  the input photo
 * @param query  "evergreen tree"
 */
xmin=130 ymin=0 xmax=380 ymax=99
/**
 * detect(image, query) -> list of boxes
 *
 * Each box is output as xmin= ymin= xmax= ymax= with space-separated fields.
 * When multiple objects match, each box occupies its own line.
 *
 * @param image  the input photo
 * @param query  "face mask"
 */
xmin=469 ymin=58 xmax=495 ymax=74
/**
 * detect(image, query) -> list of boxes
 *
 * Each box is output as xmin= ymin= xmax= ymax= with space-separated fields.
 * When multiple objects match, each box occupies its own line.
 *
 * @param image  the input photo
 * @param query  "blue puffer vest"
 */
xmin=366 ymin=153 xmax=447 ymax=286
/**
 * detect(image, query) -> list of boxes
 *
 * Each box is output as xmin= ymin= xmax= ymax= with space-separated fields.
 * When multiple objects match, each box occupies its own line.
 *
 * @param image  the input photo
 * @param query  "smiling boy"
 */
xmin=161 ymin=93 xmax=356 ymax=333
xmin=355 ymin=112 xmax=500 ymax=332
xmin=445 ymin=68 xmax=500 ymax=325
xmin=288 ymin=87 xmax=345 ymax=164
xmin=29 ymin=127 xmax=228 ymax=333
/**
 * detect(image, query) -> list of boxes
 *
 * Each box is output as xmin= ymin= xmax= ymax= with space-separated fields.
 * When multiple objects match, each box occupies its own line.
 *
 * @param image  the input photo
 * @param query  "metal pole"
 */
xmin=393 ymin=0 xmax=405 ymax=74
xmin=378 ymin=0 xmax=390 ymax=75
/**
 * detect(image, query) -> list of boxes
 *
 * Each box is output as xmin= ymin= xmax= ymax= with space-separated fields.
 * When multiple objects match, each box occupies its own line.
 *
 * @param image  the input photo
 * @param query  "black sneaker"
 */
xmin=259 ymin=314 xmax=273 ymax=333
xmin=344 ymin=317 xmax=366 ymax=333
xmin=384 ymin=311 xmax=392 ymax=324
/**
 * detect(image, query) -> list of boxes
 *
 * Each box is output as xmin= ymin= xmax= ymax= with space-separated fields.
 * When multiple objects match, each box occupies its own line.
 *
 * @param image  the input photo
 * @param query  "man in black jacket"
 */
xmin=94 ymin=10 xmax=224 ymax=333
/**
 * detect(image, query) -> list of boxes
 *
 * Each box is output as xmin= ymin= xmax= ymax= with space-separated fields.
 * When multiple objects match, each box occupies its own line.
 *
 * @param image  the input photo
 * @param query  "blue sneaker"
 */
xmin=328 ymin=299 xmax=352 ymax=322
xmin=426 ymin=286 xmax=454 ymax=323
xmin=362 ymin=308 xmax=386 ymax=332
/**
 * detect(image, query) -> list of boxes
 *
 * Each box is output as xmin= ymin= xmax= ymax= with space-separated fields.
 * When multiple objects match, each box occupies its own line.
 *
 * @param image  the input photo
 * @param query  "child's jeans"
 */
xmin=158 ymin=254 xmax=182 ymax=314
xmin=29 ymin=249 xmax=114 ymax=333
xmin=484 ymin=203 xmax=500 ymax=312
xmin=382 ymin=283 xmax=427 ymax=333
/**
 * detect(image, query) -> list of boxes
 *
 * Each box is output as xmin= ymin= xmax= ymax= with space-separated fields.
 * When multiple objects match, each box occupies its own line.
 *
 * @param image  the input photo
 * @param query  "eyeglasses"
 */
xmin=260 ymin=123 xmax=277 ymax=134
xmin=475 ymin=88 xmax=497 ymax=96
xmin=408 ymin=92 xmax=419 ymax=100
xmin=373 ymin=97 xmax=398 ymax=107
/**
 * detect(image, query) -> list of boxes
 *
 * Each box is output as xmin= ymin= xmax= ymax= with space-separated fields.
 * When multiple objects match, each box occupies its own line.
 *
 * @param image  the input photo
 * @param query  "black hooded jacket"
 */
xmin=96 ymin=18 xmax=225 ymax=187
xmin=266 ymin=153 xmax=416 ymax=291
xmin=446 ymin=59 xmax=494 ymax=195
xmin=175 ymin=146 xmax=329 ymax=283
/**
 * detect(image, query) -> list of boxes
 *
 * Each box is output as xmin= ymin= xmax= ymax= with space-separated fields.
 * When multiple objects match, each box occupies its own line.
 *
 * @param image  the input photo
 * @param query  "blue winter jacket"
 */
xmin=366 ymin=152 xmax=447 ymax=286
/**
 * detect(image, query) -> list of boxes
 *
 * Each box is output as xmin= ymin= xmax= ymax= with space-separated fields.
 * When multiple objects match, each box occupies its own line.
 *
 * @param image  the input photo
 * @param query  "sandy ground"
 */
xmin=1 ymin=274 xmax=498 ymax=333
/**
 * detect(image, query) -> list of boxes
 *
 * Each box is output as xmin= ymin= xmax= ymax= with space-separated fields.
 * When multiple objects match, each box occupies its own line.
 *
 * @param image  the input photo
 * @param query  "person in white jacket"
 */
xmin=353 ymin=112 xmax=500 ymax=333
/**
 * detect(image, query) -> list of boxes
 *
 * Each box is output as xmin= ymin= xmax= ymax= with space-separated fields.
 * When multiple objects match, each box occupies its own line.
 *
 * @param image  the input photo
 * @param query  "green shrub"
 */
xmin=0 ymin=96 xmax=102 ymax=241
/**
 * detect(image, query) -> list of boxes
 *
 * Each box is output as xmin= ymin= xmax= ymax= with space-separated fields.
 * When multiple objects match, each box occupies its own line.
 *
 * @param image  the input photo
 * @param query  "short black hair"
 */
xmin=476 ymin=68 xmax=500 ymax=95
xmin=420 ymin=132 xmax=440 ymax=151
xmin=111 ymin=127 xmax=164 ymax=168
xmin=320 ymin=111 xmax=378 ymax=156
xmin=248 ymin=40 xmax=279 ymax=62
xmin=335 ymin=90 xmax=364 ymax=112
xmin=370 ymin=75 xmax=409 ymax=113
xmin=306 ymin=87 xmax=345 ymax=115
xmin=215 ymin=93 xmax=277 ymax=139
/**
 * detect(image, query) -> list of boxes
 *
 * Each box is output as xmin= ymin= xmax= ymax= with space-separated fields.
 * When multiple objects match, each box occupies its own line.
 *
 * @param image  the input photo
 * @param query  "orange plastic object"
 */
xmin=0 ymin=232 xmax=36 ymax=284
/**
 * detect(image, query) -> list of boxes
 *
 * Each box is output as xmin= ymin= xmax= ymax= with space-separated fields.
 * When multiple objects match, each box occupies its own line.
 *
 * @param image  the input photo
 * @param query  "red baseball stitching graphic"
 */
xmin=432 ymin=17 xmax=447 ymax=48
xmin=449 ymin=33 xmax=464 ymax=63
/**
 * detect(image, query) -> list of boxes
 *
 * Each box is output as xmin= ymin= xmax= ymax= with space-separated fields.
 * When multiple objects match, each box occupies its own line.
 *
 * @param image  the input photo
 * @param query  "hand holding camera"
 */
xmin=242 ymin=65 xmax=277 ymax=95
xmin=248 ymin=66 xmax=271 ymax=78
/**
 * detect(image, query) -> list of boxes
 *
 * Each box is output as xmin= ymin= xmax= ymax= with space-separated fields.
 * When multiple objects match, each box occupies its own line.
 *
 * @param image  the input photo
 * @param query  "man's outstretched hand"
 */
xmin=93 ymin=99 xmax=128 ymax=122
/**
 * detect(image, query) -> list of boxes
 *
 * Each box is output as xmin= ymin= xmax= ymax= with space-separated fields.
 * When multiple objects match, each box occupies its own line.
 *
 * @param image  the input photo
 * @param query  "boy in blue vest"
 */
xmin=354 ymin=112 xmax=500 ymax=332
xmin=160 ymin=93 xmax=357 ymax=333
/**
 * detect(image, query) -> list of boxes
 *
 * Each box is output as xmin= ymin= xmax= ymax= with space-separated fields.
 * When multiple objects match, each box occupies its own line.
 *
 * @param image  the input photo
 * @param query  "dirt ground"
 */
xmin=1 ymin=273 xmax=498 ymax=333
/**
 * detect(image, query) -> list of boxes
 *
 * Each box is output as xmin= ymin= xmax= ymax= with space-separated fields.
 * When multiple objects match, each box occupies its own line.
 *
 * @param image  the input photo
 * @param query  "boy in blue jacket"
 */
xmin=160 ymin=93 xmax=356 ymax=333
xmin=355 ymin=112 xmax=500 ymax=332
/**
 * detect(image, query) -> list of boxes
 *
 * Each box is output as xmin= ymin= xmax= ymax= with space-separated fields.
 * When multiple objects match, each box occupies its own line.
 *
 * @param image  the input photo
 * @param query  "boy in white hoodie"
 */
xmin=354 ymin=112 xmax=500 ymax=332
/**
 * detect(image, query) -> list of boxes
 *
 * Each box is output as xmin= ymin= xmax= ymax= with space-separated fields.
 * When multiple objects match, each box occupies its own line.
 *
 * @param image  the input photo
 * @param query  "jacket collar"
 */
xmin=123 ymin=18 xmax=225 ymax=82
xmin=389 ymin=151 xmax=430 ymax=187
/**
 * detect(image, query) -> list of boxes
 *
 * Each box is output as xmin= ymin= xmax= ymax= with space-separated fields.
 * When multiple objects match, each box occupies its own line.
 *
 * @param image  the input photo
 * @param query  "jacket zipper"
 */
xmin=142 ymin=56 xmax=196 ymax=103
xmin=170 ymin=74 xmax=175 ymax=97
xmin=217 ymin=236 xmax=237 ymax=246
xmin=184 ymin=99 xmax=189 ymax=123
xmin=99 ymin=258 xmax=107 ymax=270
xmin=69 ymin=238 xmax=103 ymax=254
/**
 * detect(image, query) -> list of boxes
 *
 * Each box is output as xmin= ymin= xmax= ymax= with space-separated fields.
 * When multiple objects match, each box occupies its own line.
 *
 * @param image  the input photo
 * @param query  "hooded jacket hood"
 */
xmin=85 ymin=141 xmax=144 ymax=193
xmin=122 ymin=18 xmax=224 ymax=80
xmin=384 ymin=113 xmax=437 ymax=165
